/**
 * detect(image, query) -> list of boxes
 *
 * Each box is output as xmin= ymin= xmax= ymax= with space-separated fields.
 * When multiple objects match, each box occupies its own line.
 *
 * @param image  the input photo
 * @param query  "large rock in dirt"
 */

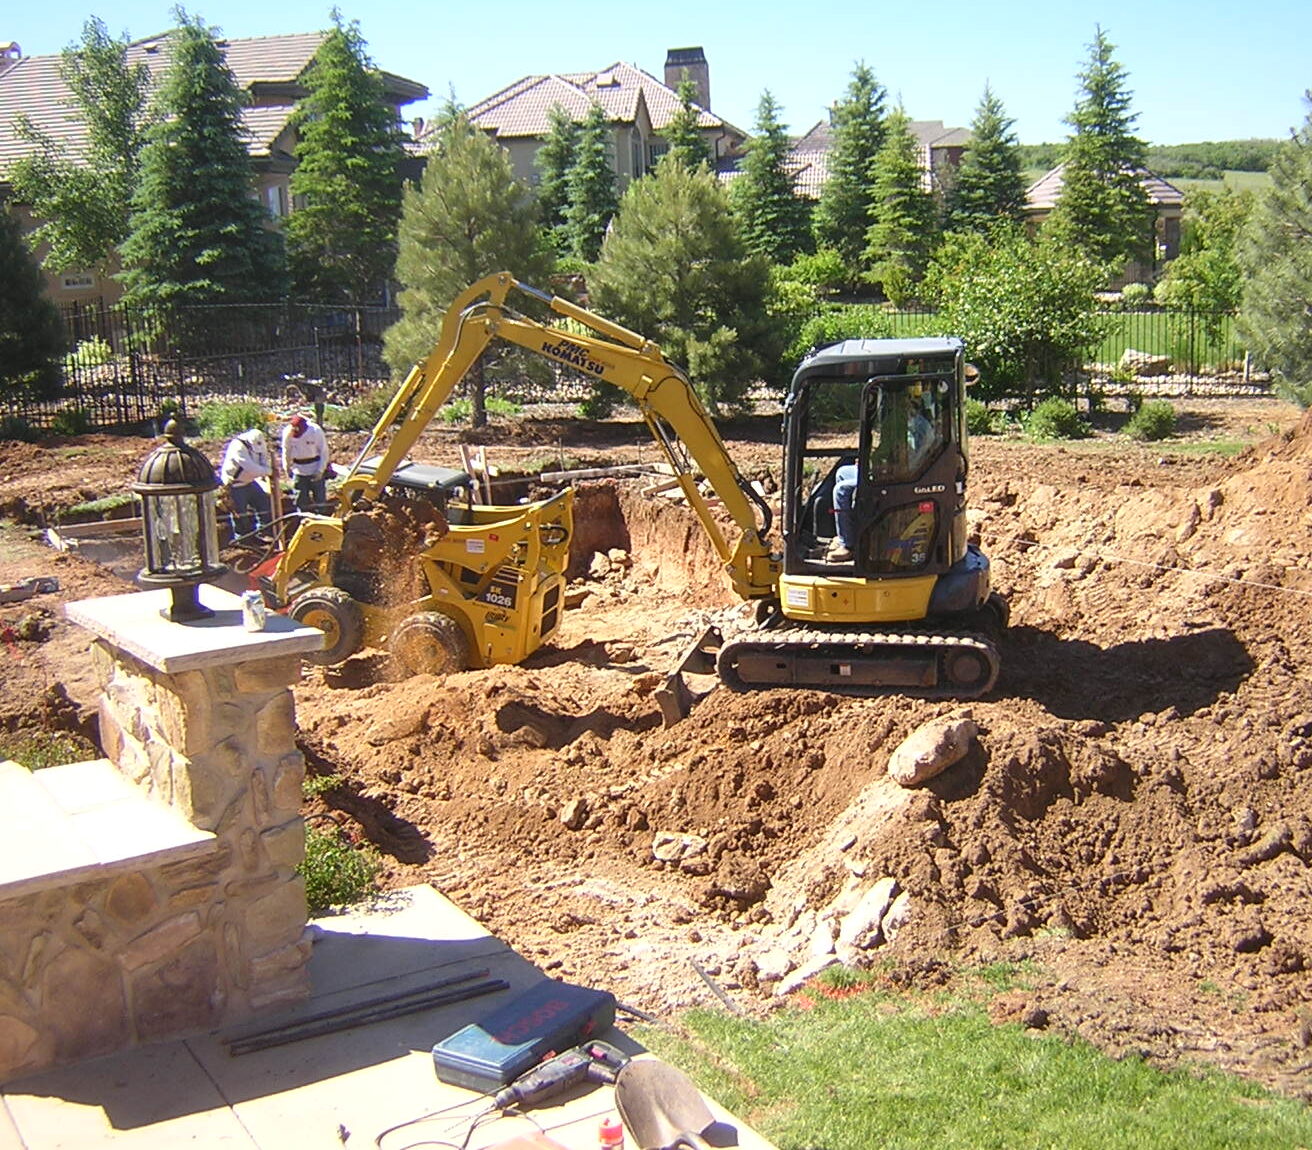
xmin=836 ymin=876 xmax=899 ymax=958
xmin=887 ymin=716 xmax=979 ymax=787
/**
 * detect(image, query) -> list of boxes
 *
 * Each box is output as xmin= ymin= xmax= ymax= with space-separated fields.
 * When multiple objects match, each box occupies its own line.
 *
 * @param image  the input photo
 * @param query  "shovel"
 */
xmin=614 ymin=1058 xmax=716 ymax=1150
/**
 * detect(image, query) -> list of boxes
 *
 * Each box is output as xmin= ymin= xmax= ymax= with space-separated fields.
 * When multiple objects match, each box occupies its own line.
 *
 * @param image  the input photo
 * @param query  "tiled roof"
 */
xmin=1025 ymin=163 xmax=1185 ymax=212
xmin=0 ymin=31 xmax=425 ymax=175
xmin=467 ymin=60 xmax=737 ymax=139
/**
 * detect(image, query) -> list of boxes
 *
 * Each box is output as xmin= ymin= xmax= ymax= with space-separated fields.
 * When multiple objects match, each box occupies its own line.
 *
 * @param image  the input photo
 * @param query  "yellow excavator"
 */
xmin=262 ymin=271 xmax=1005 ymax=698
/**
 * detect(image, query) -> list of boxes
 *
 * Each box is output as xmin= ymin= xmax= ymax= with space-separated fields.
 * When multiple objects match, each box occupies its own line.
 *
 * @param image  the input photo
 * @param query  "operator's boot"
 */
xmin=827 ymin=540 xmax=853 ymax=562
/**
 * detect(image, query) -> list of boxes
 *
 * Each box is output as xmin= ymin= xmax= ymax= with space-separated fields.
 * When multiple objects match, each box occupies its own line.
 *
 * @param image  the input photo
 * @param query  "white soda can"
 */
xmin=241 ymin=589 xmax=268 ymax=632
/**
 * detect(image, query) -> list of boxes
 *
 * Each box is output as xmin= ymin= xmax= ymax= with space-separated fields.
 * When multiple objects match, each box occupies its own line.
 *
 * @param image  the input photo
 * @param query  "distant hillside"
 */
xmin=1017 ymin=140 xmax=1283 ymax=178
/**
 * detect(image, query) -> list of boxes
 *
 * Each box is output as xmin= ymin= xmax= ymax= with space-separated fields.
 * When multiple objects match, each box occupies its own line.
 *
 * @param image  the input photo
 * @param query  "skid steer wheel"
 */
xmin=391 ymin=611 xmax=470 ymax=676
xmin=289 ymin=587 xmax=364 ymax=666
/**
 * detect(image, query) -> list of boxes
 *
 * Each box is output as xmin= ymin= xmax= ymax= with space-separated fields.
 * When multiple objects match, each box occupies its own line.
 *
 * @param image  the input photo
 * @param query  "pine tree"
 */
xmin=8 ymin=17 xmax=152 ymax=273
xmin=565 ymin=104 xmax=619 ymax=262
xmin=383 ymin=114 xmax=550 ymax=426
xmin=864 ymin=108 xmax=938 ymax=303
xmin=119 ymin=12 xmax=285 ymax=315
xmin=591 ymin=160 xmax=779 ymax=411
xmin=661 ymin=78 xmax=712 ymax=170
xmin=1237 ymin=96 xmax=1312 ymax=408
xmin=813 ymin=62 xmax=887 ymax=268
xmin=1045 ymin=26 xmax=1153 ymax=269
xmin=0 ymin=207 xmax=65 ymax=399
xmin=536 ymin=104 xmax=580 ymax=245
xmin=949 ymin=84 xmax=1027 ymax=234
xmin=285 ymin=15 xmax=407 ymax=304
xmin=731 ymin=90 xmax=809 ymax=263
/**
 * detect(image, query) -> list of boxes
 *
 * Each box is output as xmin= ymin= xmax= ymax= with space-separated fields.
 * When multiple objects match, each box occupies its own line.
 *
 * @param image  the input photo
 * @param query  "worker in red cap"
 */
xmin=281 ymin=412 xmax=330 ymax=512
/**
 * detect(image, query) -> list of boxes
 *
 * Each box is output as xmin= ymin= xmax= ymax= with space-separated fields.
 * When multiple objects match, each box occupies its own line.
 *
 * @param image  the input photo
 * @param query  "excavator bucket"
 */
xmin=655 ymin=626 xmax=723 ymax=726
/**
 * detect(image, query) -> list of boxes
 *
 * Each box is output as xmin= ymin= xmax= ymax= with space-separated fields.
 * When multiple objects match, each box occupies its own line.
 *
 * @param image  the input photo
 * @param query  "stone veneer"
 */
xmin=0 ymin=585 xmax=323 ymax=1082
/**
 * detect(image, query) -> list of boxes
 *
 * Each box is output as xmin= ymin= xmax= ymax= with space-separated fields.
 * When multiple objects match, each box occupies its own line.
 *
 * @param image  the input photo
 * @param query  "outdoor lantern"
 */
xmin=133 ymin=419 xmax=227 ymax=622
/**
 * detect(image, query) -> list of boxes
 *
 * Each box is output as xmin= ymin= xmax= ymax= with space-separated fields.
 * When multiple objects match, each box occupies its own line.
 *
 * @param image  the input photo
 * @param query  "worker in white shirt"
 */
xmin=281 ymin=413 xmax=330 ymax=512
xmin=219 ymin=426 xmax=273 ymax=539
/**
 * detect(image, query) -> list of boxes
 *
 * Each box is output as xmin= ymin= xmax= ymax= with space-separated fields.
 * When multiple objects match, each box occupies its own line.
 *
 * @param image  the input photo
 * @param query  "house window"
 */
xmin=265 ymin=184 xmax=288 ymax=217
xmin=647 ymin=139 xmax=668 ymax=168
xmin=61 ymin=272 xmax=95 ymax=291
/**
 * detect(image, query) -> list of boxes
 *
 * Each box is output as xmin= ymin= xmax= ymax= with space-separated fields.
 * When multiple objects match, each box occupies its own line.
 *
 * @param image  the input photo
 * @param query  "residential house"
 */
xmin=781 ymin=116 xmax=973 ymax=200
xmin=463 ymin=47 xmax=745 ymax=191
xmin=1024 ymin=164 xmax=1184 ymax=284
xmin=0 ymin=33 xmax=427 ymax=306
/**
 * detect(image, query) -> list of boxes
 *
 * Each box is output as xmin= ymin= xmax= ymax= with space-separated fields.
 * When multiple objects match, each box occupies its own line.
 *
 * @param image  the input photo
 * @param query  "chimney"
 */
xmin=664 ymin=46 xmax=709 ymax=111
xmin=0 ymin=42 xmax=22 ymax=77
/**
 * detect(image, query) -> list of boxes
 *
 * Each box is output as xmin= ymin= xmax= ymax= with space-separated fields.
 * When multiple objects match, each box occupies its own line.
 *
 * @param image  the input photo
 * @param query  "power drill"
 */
xmin=490 ymin=1040 xmax=630 ymax=1111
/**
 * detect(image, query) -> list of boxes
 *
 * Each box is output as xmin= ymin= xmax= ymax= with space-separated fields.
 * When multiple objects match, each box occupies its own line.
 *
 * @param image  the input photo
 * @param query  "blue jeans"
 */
xmin=832 ymin=464 xmax=858 ymax=548
xmin=292 ymin=472 xmax=327 ymax=512
xmin=229 ymin=482 xmax=272 ymax=537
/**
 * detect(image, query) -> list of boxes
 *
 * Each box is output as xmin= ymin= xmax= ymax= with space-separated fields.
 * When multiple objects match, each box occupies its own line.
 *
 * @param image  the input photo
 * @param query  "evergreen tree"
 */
xmin=285 ymin=14 xmax=407 ymax=304
xmin=949 ymin=83 xmax=1027 ymax=234
xmin=661 ymin=78 xmax=712 ymax=170
xmin=383 ymin=114 xmax=550 ymax=427
xmin=1237 ymin=96 xmax=1312 ymax=408
xmin=731 ymin=90 xmax=808 ymax=263
xmin=0 ymin=207 xmax=65 ymax=400
xmin=1045 ymin=26 xmax=1153 ymax=269
xmin=813 ymin=62 xmax=887 ymax=268
xmin=9 ymin=17 xmax=152 ymax=272
xmin=864 ymin=108 xmax=938 ymax=303
xmin=591 ymin=160 xmax=779 ymax=411
xmin=536 ymin=104 xmax=580 ymax=245
xmin=120 ymin=11 xmax=285 ymax=314
xmin=565 ymin=103 xmax=619 ymax=261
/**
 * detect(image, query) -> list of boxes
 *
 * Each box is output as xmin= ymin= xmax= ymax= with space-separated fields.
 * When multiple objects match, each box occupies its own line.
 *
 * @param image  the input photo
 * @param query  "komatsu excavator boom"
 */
xmin=264 ymin=272 xmax=1003 ymax=699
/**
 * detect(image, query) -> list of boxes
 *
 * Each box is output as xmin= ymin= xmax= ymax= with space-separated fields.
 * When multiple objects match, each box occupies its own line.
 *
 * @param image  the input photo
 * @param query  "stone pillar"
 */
xmin=65 ymin=585 xmax=325 ymax=1025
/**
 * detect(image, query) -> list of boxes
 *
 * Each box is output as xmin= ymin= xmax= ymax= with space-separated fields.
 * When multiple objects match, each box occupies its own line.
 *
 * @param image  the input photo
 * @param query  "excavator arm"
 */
xmin=330 ymin=271 xmax=780 ymax=601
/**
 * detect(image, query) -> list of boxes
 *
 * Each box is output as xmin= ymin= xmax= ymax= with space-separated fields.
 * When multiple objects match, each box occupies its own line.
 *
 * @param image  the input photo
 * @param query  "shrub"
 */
xmin=1119 ymin=282 xmax=1152 ymax=307
xmin=299 ymin=823 xmax=380 ymax=914
xmin=786 ymin=305 xmax=894 ymax=368
xmin=64 ymin=336 xmax=115 ymax=370
xmin=196 ymin=400 xmax=268 ymax=440
xmin=0 ymin=730 xmax=98 ymax=770
xmin=1023 ymin=397 xmax=1089 ymax=442
xmin=783 ymin=248 xmax=849 ymax=292
xmin=328 ymin=388 xmax=393 ymax=432
xmin=436 ymin=395 xmax=522 ymax=424
xmin=965 ymin=398 xmax=1000 ymax=435
xmin=0 ymin=415 xmax=38 ymax=442
xmin=1125 ymin=399 xmax=1177 ymax=441
xmin=50 ymin=407 xmax=93 ymax=436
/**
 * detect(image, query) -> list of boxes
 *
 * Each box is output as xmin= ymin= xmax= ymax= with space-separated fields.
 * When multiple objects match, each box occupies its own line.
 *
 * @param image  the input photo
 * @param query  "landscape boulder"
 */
xmin=1118 ymin=348 xmax=1172 ymax=377
xmin=887 ymin=716 xmax=979 ymax=787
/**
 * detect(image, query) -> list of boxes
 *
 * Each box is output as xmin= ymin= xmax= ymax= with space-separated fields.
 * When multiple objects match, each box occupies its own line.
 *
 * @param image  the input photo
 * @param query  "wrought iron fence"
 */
xmin=2 ymin=300 xmax=400 ymax=432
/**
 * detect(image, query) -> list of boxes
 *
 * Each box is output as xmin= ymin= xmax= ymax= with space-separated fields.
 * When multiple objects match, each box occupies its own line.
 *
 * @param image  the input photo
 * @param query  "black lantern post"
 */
xmin=133 ymin=419 xmax=228 ymax=622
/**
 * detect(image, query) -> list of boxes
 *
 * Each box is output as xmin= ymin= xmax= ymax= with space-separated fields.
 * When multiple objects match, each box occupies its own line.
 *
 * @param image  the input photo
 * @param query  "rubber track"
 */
xmin=716 ymin=624 xmax=1000 ymax=700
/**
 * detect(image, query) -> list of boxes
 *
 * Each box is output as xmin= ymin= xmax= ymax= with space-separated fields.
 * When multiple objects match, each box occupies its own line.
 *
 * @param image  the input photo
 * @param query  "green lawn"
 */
xmin=637 ymin=970 xmax=1312 ymax=1149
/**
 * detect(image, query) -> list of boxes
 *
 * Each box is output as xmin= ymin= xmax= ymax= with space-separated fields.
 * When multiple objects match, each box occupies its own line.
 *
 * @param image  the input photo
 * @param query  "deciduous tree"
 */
xmin=1044 ymin=26 xmax=1153 ymax=269
xmin=813 ymin=62 xmax=887 ymax=271
xmin=285 ymin=14 xmax=407 ymax=304
xmin=1238 ymin=96 xmax=1312 ymax=408
xmin=8 ymin=18 xmax=151 ymax=273
xmin=949 ymin=84 xmax=1027 ymax=234
xmin=384 ymin=114 xmax=550 ymax=426
xmin=119 ymin=11 xmax=285 ymax=314
xmin=731 ymin=90 xmax=809 ymax=263
xmin=864 ymin=108 xmax=938 ymax=303
xmin=565 ymin=103 xmax=619 ymax=262
xmin=0 ymin=207 xmax=65 ymax=400
xmin=592 ymin=160 xmax=778 ymax=410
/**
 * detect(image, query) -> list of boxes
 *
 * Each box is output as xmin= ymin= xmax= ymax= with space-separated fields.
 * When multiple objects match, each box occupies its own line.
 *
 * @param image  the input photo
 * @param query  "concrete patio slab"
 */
xmin=1 ymin=885 xmax=777 ymax=1150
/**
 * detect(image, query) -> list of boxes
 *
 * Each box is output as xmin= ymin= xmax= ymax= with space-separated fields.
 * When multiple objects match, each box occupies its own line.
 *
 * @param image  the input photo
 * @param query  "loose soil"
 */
xmin=2 ymin=397 xmax=1310 ymax=1101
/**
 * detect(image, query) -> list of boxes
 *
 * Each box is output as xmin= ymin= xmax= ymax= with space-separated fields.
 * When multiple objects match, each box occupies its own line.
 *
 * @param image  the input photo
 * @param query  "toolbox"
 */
xmin=432 ymin=978 xmax=616 ymax=1092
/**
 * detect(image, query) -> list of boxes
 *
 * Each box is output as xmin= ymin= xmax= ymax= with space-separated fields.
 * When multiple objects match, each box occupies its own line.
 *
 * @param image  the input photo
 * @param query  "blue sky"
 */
xmin=15 ymin=0 xmax=1312 ymax=145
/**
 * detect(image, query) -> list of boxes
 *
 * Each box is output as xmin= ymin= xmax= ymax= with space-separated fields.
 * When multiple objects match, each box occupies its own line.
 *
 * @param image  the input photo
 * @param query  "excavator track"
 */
xmin=714 ymin=623 xmax=1000 ymax=700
